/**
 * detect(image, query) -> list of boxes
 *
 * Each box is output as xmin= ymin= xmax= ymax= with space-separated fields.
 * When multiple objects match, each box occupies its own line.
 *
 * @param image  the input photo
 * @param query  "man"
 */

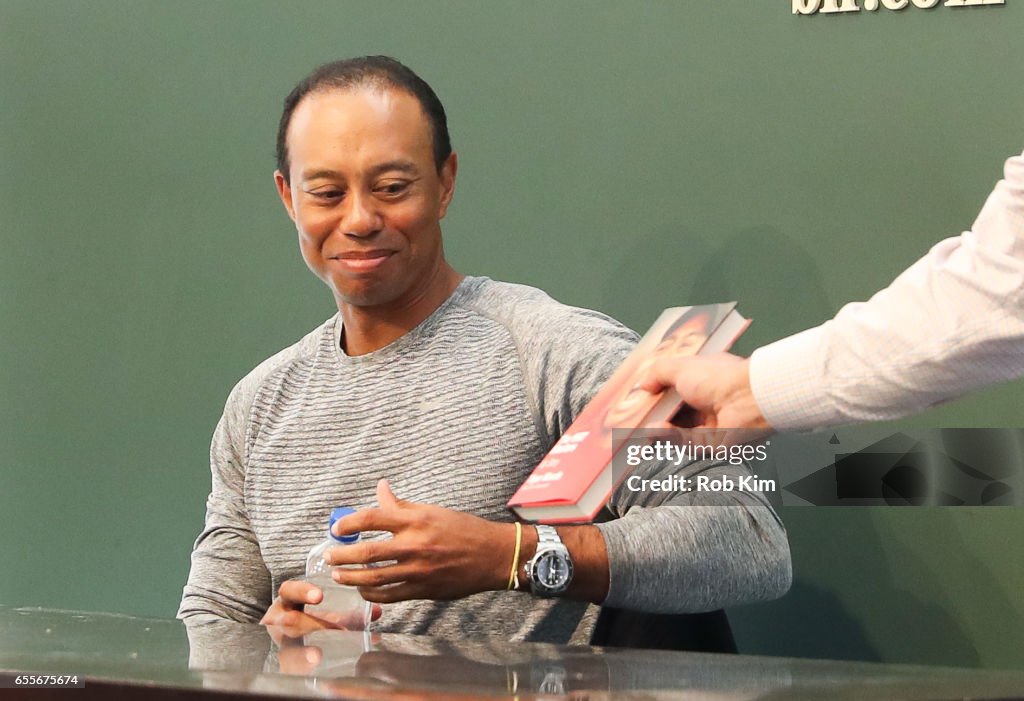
xmin=177 ymin=56 xmax=791 ymax=643
xmin=641 ymin=148 xmax=1024 ymax=433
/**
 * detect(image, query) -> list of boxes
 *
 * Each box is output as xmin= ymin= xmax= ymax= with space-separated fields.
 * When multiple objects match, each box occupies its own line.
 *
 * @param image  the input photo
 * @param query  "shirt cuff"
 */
xmin=749 ymin=326 xmax=842 ymax=431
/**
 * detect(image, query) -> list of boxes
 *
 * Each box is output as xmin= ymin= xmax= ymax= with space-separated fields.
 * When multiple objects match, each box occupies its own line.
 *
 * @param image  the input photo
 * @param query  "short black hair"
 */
xmin=276 ymin=55 xmax=452 ymax=183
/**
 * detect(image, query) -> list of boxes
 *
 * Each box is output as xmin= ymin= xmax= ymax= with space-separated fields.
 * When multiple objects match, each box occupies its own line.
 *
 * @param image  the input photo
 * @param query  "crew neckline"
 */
xmin=330 ymin=276 xmax=487 ymax=365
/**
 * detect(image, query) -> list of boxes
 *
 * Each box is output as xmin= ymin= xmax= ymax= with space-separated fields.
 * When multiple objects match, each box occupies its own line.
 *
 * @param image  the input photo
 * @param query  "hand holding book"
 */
xmin=507 ymin=303 xmax=750 ymax=523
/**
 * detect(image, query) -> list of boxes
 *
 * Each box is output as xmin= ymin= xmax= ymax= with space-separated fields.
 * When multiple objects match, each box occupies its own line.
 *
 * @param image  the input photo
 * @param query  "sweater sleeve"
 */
xmin=177 ymin=380 xmax=273 ymax=624
xmin=596 ymin=458 xmax=791 ymax=613
xmin=516 ymin=304 xmax=639 ymax=446
xmin=750 ymin=149 xmax=1024 ymax=430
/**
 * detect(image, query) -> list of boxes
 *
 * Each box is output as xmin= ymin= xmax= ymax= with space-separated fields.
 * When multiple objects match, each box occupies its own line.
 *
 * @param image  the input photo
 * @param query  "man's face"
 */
xmin=274 ymin=87 xmax=456 ymax=309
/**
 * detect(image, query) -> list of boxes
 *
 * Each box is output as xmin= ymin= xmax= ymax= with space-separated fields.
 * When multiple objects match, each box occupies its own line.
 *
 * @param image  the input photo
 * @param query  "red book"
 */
xmin=507 ymin=303 xmax=750 ymax=523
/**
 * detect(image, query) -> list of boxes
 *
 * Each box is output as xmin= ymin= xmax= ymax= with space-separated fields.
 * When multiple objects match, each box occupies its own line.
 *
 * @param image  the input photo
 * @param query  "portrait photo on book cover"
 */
xmin=601 ymin=305 xmax=728 ymax=441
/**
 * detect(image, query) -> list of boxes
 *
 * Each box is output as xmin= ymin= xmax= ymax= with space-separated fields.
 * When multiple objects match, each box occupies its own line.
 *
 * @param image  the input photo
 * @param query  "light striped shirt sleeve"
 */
xmin=750 ymin=149 xmax=1024 ymax=430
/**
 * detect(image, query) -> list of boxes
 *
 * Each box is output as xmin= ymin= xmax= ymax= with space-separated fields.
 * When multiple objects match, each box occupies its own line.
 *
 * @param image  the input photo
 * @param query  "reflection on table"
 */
xmin=3 ymin=606 xmax=1024 ymax=700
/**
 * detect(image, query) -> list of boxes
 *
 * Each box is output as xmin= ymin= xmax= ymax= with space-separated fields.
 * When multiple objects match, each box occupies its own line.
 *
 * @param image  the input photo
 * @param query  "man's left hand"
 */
xmin=326 ymin=479 xmax=515 ymax=603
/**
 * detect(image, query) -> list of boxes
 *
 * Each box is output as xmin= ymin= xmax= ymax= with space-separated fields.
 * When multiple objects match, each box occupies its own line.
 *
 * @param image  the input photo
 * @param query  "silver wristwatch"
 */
xmin=524 ymin=525 xmax=574 ymax=597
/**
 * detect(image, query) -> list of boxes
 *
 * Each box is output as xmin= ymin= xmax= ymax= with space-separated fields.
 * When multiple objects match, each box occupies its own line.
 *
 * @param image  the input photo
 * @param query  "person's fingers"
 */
xmin=331 ymin=480 xmax=404 ymax=541
xmin=326 ymin=535 xmax=411 ymax=567
xmin=376 ymin=478 xmax=400 ymax=508
xmin=358 ymin=581 xmax=423 ymax=605
xmin=261 ymin=603 xmax=302 ymax=627
xmin=262 ymin=603 xmax=329 ymax=640
xmin=266 ymin=623 xmax=297 ymax=647
xmin=305 ymin=605 xmax=372 ymax=630
xmin=267 ymin=587 xmax=382 ymax=632
xmin=261 ymin=591 xmax=299 ymax=627
xmin=636 ymin=355 xmax=681 ymax=394
xmin=334 ymin=562 xmax=421 ymax=589
xmin=278 ymin=578 xmax=322 ymax=607
xmin=334 ymin=503 xmax=407 ymax=536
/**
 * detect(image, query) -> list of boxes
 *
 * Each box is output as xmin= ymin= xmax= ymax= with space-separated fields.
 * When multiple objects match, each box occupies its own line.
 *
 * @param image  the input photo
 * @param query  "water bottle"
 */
xmin=303 ymin=506 xmax=372 ymax=630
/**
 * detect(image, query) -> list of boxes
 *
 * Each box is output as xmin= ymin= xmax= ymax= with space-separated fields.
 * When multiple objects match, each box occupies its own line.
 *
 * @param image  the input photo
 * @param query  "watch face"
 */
xmin=535 ymin=551 xmax=573 ymax=591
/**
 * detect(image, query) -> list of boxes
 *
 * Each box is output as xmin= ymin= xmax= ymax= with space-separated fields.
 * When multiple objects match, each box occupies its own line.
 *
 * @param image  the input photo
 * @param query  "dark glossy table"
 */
xmin=2 ymin=606 xmax=1024 ymax=700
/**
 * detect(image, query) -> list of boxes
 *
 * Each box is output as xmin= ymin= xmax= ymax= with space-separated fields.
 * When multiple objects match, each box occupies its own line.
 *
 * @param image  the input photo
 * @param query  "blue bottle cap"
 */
xmin=328 ymin=506 xmax=359 ymax=544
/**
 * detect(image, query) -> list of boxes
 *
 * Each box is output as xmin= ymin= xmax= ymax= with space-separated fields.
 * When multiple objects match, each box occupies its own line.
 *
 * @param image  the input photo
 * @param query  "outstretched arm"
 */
xmin=640 ymin=149 xmax=1024 ymax=432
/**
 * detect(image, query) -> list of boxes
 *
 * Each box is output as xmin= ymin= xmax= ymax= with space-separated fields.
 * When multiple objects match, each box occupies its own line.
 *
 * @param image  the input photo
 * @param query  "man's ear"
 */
xmin=437 ymin=152 xmax=458 ymax=220
xmin=274 ymin=170 xmax=297 ymax=223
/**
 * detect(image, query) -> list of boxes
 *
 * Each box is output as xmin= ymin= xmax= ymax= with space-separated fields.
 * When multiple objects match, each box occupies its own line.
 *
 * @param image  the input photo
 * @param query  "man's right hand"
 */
xmin=260 ymin=579 xmax=380 ymax=644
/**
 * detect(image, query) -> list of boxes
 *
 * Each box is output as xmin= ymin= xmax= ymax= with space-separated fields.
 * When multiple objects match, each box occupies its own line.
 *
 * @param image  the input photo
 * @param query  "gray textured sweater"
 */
xmin=178 ymin=277 xmax=790 ymax=642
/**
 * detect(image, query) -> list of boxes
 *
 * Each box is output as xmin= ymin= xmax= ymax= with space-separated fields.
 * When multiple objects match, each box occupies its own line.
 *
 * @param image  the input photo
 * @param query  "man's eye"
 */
xmin=376 ymin=181 xmax=410 ymax=196
xmin=309 ymin=189 xmax=343 ymax=200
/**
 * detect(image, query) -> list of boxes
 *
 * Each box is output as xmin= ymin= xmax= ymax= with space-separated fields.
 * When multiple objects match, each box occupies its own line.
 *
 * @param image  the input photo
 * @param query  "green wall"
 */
xmin=3 ymin=1 xmax=1022 ymax=669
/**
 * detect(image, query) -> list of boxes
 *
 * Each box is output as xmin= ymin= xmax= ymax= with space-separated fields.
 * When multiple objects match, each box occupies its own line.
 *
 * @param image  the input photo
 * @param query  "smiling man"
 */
xmin=177 ymin=56 xmax=791 ymax=644
xmin=276 ymin=81 xmax=460 ymax=350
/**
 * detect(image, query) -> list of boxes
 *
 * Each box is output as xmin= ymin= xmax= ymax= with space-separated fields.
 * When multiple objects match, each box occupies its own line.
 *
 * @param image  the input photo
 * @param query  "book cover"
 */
xmin=507 ymin=303 xmax=750 ymax=523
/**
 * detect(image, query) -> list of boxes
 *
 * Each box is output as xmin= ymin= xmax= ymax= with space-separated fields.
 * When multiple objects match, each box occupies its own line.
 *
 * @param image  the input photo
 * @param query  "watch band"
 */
xmin=536 ymin=524 xmax=561 ymax=547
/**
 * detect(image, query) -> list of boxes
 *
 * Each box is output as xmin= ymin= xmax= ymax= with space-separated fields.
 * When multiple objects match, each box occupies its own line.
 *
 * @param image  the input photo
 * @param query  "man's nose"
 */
xmin=340 ymin=191 xmax=382 ymax=237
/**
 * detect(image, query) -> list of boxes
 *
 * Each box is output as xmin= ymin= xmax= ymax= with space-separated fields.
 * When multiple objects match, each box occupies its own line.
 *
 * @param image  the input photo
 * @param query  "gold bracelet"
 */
xmin=507 ymin=521 xmax=523 ymax=591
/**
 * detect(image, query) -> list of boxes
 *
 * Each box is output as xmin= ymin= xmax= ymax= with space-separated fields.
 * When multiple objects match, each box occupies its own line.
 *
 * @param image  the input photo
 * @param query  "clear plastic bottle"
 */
xmin=303 ymin=506 xmax=372 ymax=630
